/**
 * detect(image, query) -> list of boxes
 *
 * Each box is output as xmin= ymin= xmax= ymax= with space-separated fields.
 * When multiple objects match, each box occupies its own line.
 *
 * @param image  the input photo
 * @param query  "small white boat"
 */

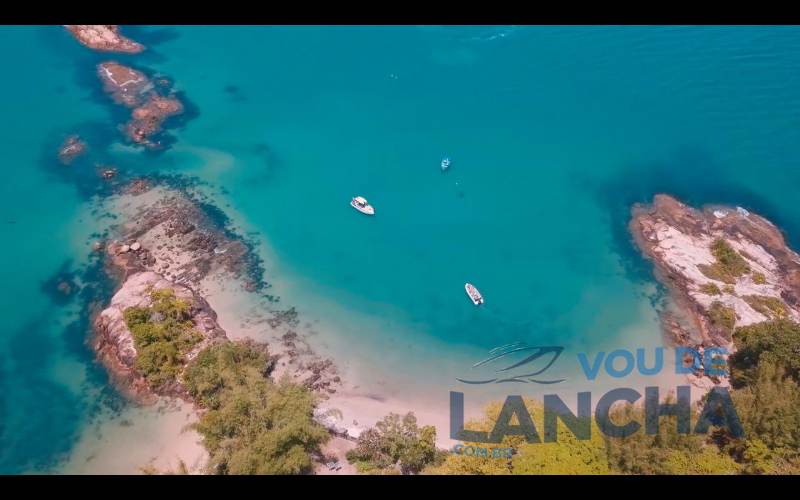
xmin=465 ymin=282 xmax=484 ymax=306
xmin=441 ymin=157 xmax=451 ymax=172
xmin=350 ymin=196 xmax=375 ymax=215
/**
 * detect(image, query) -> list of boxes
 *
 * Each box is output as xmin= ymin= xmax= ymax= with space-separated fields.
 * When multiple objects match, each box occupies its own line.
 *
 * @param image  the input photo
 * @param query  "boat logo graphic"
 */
xmin=457 ymin=342 xmax=566 ymax=385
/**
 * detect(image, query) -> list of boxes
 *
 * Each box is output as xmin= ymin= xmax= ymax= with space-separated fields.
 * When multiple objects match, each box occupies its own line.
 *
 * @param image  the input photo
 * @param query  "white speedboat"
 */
xmin=465 ymin=282 xmax=484 ymax=306
xmin=441 ymin=157 xmax=451 ymax=172
xmin=350 ymin=196 xmax=375 ymax=215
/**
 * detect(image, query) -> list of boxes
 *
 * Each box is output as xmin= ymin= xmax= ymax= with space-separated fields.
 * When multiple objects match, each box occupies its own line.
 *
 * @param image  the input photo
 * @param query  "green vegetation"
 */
xmin=604 ymin=399 xmax=739 ymax=475
xmin=698 ymin=238 xmax=751 ymax=284
xmin=743 ymin=295 xmax=787 ymax=319
xmin=510 ymin=400 xmax=609 ymax=474
xmin=708 ymin=301 xmax=737 ymax=336
xmin=661 ymin=447 xmax=741 ymax=474
xmin=723 ymin=285 xmax=737 ymax=295
xmin=426 ymin=399 xmax=609 ymax=475
xmin=606 ymin=319 xmax=800 ymax=475
xmin=423 ymin=402 xmax=512 ymax=475
xmin=124 ymin=288 xmax=330 ymax=475
xmin=184 ymin=341 xmax=329 ymax=475
xmin=123 ymin=288 xmax=202 ymax=389
xmin=346 ymin=412 xmax=444 ymax=474
xmin=730 ymin=319 xmax=800 ymax=386
xmin=727 ymin=361 xmax=800 ymax=472
xmin=752 ymin=272 xmax=767 ymax=285
xmin=727 ymin=320 xmax=800 ymax=474
xmin=700 ymin=283 xmax=722 ymax=295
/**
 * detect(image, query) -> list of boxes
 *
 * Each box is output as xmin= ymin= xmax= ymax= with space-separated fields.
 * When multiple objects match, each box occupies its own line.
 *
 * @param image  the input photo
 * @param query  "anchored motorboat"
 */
xmin=465 ymin=282 xmax=484 ymax=306
xmin=350 ymin=196 xmax=375 ymax=215
xmin=441 ymin=157 xmax=451 ymax=172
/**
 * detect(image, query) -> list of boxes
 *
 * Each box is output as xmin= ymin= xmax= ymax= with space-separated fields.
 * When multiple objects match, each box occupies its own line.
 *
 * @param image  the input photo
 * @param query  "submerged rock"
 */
xmin=99 ymin=167 xmax=117 ymax=180
xmin=124 ymin=178 xmax=151 ymax=195
xmin=57 ymin=135 xmax=87 ymax=165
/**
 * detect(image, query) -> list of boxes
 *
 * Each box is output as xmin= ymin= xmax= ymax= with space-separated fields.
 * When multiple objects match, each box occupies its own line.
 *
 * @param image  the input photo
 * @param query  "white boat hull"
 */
xmin=351 ymin=200 xmax=375 ymax=215
xmin=465 ymin=283 xmax=484 ymax=306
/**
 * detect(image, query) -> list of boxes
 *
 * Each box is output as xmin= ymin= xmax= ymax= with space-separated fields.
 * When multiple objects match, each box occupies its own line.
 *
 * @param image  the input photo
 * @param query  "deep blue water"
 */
xmin=2 ymin=25 xmax=800 ymax=472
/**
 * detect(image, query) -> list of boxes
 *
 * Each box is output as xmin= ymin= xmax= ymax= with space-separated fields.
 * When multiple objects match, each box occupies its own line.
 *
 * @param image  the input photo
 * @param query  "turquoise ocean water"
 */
xmin=2 ymin=25 xmax=800 ymax=472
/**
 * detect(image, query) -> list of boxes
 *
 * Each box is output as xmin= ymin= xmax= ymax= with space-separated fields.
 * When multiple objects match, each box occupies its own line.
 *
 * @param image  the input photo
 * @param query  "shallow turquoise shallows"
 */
xmin=2 ymin=25 xmax=800 ymax=473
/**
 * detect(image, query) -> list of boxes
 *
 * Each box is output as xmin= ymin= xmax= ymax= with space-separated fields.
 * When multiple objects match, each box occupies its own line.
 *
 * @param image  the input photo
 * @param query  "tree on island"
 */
xmin=346 ymin=412 xmax=443 ymax=474
xmin=184 ymin=341 xmax=329 ymax=475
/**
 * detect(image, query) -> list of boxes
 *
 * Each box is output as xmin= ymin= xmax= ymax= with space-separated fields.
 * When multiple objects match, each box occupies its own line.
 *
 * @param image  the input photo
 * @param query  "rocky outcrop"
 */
xmin=631 ymin=194 xmax=800 ymax=396
xmin=631 ymin=194 xmax=800 ymax=348
xmin=93 ymin=271 xmax=226 ymax=403
xmin=126 ymin=96 xmax=183 ymax=146
xmin=106 ymin=188 xmax=251 ymax=289
xmin=65 ymin=25 xmax=144 ymax=53
xmin=93 ymin=185 xmax=252 ymax=403
xmin=94 ymin=182 xmax=340 ymax=407
xmin=97 ymin=62 xmax=183 ymax=149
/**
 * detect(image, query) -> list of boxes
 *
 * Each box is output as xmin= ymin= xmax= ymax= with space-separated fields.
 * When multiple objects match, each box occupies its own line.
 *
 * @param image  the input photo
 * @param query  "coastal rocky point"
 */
xmin=630 ymin=194 xmax=800 ymax=392
xmin=65 ymin=25 xmax=144 ymax=53
xmin=93 ymin=183 xmax=341 ymax=409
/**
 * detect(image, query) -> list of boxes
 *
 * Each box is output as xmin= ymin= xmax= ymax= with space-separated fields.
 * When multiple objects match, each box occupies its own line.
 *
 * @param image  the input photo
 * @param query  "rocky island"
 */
xmin=88 ymin=180 xmax=345 ymax=473
xmin=97 ymin=62 xmax=184 ymax=149
xmin=65 ymin=25 xmax=145 ymax=53
xmin=57 ymin=135 xmax=87 ymax=165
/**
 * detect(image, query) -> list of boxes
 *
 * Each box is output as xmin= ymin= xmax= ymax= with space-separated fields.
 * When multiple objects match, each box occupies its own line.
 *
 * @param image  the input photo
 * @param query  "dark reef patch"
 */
xmin=244 ymin=143 xmax=281 ymax=185
xmin=224 ymin=84 xmax=247 ymax=102
xmin=38 ymin=125 xmax=133 ymax=201
xmin=1 ymin=318 xmax=83 ymax=473
xmin=65 ymin=251 xmax=129 ymax=417
xmin=0 ymin=246 xmax=130 ymax=473
xmin=186 ymin=190 xmax=273 ymax=298
xmin=41 ymin=260 xmax=80 ymax=306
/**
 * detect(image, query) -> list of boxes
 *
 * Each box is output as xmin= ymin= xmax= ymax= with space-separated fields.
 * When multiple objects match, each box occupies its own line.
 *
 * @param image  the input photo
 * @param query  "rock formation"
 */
xmin=57 ymin=135 xmax=87 ymax=164
xmin=93 ymin=182 xmax=341 ymax=405
xmin=65 ymin=25 xmax=144 ymax=53
xmin=97 ymin=62 xmax=183 ymax=149
xmin=93 ymin=271 xmax=226 ymax=403
xmin=631 ymin=194 xmax=800 ymax=394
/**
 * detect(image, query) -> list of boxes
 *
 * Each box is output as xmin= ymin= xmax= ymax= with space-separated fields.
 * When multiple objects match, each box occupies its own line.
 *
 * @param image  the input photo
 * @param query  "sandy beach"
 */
xmin=58 ymin=398 xmax=207 ymax=474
